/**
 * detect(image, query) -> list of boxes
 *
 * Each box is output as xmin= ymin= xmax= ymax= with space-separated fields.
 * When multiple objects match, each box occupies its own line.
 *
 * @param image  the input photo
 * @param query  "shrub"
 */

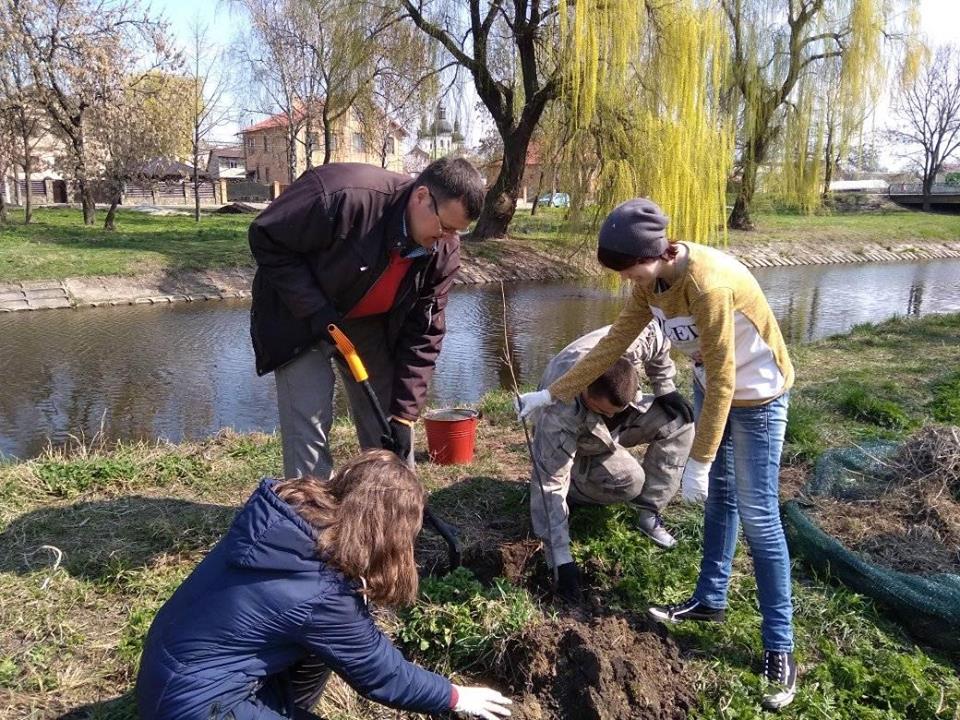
xmin=397 ymin=567 xmax=537 ymax=673
xmin=930 ymin=370 xmax=960 ymax=423
xmin=836 ymin=385 xmax=909 ymax=429
xmin=34 ymin=455 xmax=138 ymax=498
xmin=785 ymin=400 xmax=825 ymax=461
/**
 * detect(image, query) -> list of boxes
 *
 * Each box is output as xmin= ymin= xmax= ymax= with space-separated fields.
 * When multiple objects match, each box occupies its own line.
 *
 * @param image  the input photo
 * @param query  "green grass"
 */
xmin=0 ymin=207 xmax=252 ymax=282
xmin=569 ymin=504 xmax=960 ymax=720
xmin=835 ymin=384 xmax=912 ymax=430
xmin=505 ymin=203 xmax=960 ymax=251
xmin=735 ymin=208 xmax=960 ymax=244
xmin=784 ymin=313 xmax=960 ymax=455
xmin=1 ymin=315 xmax=959 ymax=718
xmin=931 ymin=370 xmax=960 ymax=423
xmin=5 ymin=203 xmax=959 ymax=285
xmin=397 ymin=568 xmax=538 ymax=674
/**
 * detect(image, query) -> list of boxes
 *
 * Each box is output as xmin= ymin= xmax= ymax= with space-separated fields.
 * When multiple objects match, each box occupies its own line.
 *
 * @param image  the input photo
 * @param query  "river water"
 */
xmin=1 ymin=259 xmax=958 ymax=459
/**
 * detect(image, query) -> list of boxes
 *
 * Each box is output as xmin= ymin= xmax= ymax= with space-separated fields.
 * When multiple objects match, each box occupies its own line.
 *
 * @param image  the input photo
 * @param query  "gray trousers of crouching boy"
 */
xmin=569 ymin=400 xmax=693 ymax=512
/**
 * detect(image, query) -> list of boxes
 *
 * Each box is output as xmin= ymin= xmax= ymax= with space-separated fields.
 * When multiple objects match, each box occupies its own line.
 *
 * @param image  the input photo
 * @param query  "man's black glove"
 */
xmin=653 ymin=390 xmax=695 ymax=424
xmin=309 ymin=306 xmax=340 ymax=345
xmin=555 ymin=562 xmax=582 ymax=604
xmin=385 ymin=418 xmax=413 ymax=460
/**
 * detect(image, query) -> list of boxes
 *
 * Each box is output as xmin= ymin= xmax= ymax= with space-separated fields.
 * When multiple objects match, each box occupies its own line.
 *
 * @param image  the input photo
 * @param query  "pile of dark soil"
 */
xmin=464 ymin=538 xmax=542 ymax=585
xmin=808 ymin=426 xmax=960 ymax=574
xmin=496 ymin=612 xmax=695 ymax=720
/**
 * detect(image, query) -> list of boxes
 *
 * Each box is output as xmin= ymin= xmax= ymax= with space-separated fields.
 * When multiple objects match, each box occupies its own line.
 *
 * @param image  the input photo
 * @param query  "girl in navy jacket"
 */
xmin=136 ymin=450 xmax=511 ymax=720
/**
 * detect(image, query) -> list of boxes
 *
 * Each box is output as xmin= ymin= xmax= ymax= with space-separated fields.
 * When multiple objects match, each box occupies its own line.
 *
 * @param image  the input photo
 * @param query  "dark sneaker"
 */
xmin=761 ymin=650 xmax=798 ymax=710
xmin=647 ymin=596 xmax=725 ymax=625
xmin=634 ymin=509 xmax=677 ymax=549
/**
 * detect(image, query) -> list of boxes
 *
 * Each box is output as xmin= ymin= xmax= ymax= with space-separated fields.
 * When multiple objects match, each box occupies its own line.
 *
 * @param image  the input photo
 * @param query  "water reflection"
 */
xmin=1 ymin=259 xmax=958 ymax=459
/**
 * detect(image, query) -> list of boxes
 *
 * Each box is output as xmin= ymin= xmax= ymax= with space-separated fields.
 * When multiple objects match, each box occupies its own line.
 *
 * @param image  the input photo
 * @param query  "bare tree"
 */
xmin=186 ymin=20 xmax=231 ymax=221
xmin=235 ymin=0 xmax=435 ymax=181
xmin=0 ymin=6 xmax=43 ymax=223
xmin=403 ymin=0 xmax=561 ymax=240
xmin=10 ymin=0 xmax=175 ymax=225
xmin=888 ymin=44 xmax=960 ymax=211
xmin=356 ymin=17 xmax=441 ymax=169
xmin=0 ymin=106 xmax=14 ymax=222
xmin=95 ymin=73 xmax=192 ymax=230
xmin=233 ymin=0 xmax=317 ymax=183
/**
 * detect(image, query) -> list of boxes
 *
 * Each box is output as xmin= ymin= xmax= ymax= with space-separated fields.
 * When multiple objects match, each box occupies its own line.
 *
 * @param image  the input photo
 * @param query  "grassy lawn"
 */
xmin=729 ymin=211 xmax=960 ymax=246
xmin=1 ymin=313 xmax=958 ymax=718
xmin=2 ymin=203 xmax=959 ymax=284
xmin=511 ymin=205 xmax=960 ymax=249
xmin=0 ymin=208 xmax=251 ymax=283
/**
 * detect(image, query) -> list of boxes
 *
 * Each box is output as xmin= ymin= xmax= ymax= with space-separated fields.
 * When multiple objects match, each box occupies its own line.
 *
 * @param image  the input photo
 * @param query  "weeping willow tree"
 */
xmin=554 ymin=0 xmax=734 ymax=245
xmin=723 ymin=0 xmax=922 ymax=230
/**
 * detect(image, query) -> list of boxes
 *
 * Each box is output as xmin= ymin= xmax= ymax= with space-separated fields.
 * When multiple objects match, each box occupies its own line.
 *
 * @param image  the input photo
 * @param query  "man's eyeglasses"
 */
xmin=428 ymin=189 xmax=462 ymax=237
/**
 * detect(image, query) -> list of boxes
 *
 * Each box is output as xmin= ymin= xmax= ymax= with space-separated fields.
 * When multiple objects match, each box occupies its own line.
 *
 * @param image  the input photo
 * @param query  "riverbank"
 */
xmin=3 ymin=207 xmax=960 ymax=311
xmin=1 ymin=313 xmax=958 ymax=718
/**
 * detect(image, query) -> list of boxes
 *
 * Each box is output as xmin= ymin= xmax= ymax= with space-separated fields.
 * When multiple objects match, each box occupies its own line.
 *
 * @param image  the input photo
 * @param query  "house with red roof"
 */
xmin=240 ymin=103 xmax=407 ymax=186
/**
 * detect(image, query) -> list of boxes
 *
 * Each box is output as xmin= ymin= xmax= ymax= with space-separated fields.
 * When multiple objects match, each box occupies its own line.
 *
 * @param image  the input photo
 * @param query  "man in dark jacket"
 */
xmin=249 ymin=158 xmax=485 ymax=478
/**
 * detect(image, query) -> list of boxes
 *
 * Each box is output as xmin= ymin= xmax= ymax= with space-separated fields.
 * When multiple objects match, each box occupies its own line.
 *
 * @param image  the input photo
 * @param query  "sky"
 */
xmin=148 ymin=0 xmax=960 ymax=154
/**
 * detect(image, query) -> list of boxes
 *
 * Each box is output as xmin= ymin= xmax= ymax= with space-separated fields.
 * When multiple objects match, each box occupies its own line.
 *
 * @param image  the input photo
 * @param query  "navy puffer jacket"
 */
xmin=136 ymin=479 xmax=451 ymax=720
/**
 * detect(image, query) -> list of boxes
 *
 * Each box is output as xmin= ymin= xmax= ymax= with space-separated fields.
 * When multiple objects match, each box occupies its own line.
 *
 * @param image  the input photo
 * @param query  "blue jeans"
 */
xmin=692 ymin=384 xmax=794 ymax=652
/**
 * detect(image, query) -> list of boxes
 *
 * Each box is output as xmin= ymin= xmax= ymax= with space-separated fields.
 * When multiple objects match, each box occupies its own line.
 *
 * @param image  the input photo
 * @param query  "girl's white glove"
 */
xmin=515 ymin=389 xmax=553 ymax=419
xmin=680 ymin=458 xmax=711 ymax=502
xmin=453 ymin=685 xmax=513 ymax=719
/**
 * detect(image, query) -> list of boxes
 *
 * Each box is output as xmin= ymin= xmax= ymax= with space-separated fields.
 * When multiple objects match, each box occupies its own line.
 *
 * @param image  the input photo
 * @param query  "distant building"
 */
xmin=935 ymin=162 xmax=960 ymax=184
xmin=239 ymin=103 xmax=406 ymax=185
xmin=828 ymin=179 xmax=889 ymax=193
xmin=403 ymin=146 xmax=432 ymax=176
xmin=139 ymin=158 xmax=196 ymax=180
xmin=1 ymin=125 xmax=69 ymax=205
xmin=206 ymin=145 xmax=246 ymax=180
xmin=416 ymin=105 xmax=464 ymax=160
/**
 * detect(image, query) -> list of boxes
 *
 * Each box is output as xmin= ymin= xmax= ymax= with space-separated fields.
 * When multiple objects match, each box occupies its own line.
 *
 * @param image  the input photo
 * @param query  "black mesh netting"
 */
xmin=782 ymin=443 xmax=960 ymax=651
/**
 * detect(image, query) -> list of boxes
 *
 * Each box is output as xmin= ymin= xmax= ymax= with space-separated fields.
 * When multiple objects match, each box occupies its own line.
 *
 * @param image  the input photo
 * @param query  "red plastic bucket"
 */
xmin=423 ymin=408 xmax=480 ymax=465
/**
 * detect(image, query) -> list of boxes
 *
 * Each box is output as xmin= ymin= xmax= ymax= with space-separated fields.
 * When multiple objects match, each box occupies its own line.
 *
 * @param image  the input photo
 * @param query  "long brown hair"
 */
xmin=274 ymin=449 xmax=425 ymax=607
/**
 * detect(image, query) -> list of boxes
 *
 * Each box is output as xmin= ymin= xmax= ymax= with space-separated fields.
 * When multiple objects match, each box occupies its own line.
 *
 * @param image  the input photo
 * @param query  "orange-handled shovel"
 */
xmin=328 ymin=324 xmax=462 ymax=571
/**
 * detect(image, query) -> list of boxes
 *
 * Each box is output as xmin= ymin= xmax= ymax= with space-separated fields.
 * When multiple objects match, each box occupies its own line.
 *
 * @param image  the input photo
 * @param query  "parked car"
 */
xmin=537 ymin=192 xmax=570 ymax=208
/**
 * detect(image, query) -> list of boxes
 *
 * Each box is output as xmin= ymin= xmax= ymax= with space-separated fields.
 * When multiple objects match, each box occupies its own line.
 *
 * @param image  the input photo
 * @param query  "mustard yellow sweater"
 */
xmin=549 ymin=243 xmax=794 ymax=462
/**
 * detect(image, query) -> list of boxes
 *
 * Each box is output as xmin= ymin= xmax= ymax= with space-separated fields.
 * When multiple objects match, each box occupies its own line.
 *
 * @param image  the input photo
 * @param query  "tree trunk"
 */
xmin=194 ymin=167 xmax=201 ymax=222
xmin=12 ymin=164 xmax=21 ymax=208
xmin=922 ymin=174 xmax=933 ymax=212
xmin=71 ymin=122 xmax=96 ymax=225
xmin=79 ymin=178 xmax=96 ymax=225
xmin=193 ymin=131 xmax=202 ymax=222
xmin=104 ymin=190 xmax=121 ymax=230
xmin=305 ymin=119 xmax=314 ymax=171
xmin=471 ymin=134 xmax=531 ymax=241
xmin=530 ymin=169 xmax=545 ymax=216
xmin=822 ymin=125 xmax=835 ymax=199
xmin=728 ymin=145 xmax=763 ymax=230
xmin=0 ymin=174 xmax=7 ymax=223
xmin=287 ymin=126 xmax=297 ymax=184
xmin=22 ymin=130 xmax=33 ymax=224
xmin=322 ymin=109 xmax=333 ymax=165
xmin=23 ymin=160 xmax=32 ymax=225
